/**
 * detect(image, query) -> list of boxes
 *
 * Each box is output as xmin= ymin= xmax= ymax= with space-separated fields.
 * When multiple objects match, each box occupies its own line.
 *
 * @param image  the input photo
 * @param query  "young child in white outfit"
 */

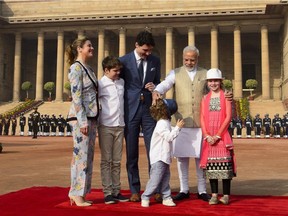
xmin=141 ymin=98 xmax=184 ymax=207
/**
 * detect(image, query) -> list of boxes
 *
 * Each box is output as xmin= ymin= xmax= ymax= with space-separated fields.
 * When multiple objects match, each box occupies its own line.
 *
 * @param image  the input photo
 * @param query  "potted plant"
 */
xmin=223 ymin=79 xmax=233 ymax=91
xmin=245 ymin=79 xmax=258 ymax=100
xmin=64 ymin=81 xmax=72 ymax=101
xmin=21 ymin=81 xmax=32 ymax=101
xmin=44 ymin=81 xmax=55 ymax=101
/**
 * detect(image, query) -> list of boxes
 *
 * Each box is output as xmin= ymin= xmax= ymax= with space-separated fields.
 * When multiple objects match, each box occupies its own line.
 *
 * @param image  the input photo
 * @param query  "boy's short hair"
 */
xmin=102 ymin=56 xmax=122 ymax=71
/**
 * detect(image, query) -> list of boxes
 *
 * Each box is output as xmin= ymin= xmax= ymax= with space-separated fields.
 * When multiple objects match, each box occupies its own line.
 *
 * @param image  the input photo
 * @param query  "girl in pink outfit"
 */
xmin=199 ymin=68 xmax=236 ymax=205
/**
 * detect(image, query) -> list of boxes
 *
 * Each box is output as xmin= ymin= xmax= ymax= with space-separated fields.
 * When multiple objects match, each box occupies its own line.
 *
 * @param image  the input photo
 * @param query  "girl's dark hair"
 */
xmin=65 ymin=36 xmax=90 ymax=66
xmin=150 ymin=98 xmax=170 ymax=121
xmin=102 ymin=56 xmax=122 ymax=71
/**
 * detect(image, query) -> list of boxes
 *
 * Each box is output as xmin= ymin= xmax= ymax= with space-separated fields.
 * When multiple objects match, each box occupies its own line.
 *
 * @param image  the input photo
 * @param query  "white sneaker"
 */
xmin=162 ymin=198 xmax=176 ymax=207
xmin=141 ymin=199 xmax=149 ymax=207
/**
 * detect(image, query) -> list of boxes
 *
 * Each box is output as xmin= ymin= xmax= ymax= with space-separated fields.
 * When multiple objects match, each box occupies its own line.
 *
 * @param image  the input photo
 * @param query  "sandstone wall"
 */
xmin=1 ymin=0 xmax=281 ymax=17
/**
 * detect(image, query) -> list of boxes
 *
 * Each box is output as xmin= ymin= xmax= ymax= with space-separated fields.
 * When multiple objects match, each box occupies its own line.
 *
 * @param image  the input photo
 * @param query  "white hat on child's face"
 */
xmin=206 ymin=68 xmax=223 ymax=80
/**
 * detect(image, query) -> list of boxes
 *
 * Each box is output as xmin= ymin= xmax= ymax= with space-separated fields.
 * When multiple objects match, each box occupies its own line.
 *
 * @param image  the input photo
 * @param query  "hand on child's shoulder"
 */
xmin=176 ymin=119 xmax=185 ymax=128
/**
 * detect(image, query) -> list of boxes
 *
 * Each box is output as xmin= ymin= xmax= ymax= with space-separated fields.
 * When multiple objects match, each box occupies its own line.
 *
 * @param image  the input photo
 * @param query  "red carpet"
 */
xmin=0 ymin=187 xmax=287 ymax=216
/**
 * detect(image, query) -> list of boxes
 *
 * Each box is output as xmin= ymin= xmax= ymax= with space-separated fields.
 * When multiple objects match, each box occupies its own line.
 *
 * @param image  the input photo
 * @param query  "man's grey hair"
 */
xmin=183 ymin=45 xmax=200 ymax=56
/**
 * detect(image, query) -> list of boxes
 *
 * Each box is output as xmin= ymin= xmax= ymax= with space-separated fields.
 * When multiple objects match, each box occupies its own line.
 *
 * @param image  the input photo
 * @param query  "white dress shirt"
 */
xmin=150 ymin=119 xmax=181 ymax=165
xmin=154 ymin=67 xmax=197 ymax=94
xmin=98 ymin=75 xmax=125 ymax=127
xmin=134 ymin=50 xmax=147 ymax=83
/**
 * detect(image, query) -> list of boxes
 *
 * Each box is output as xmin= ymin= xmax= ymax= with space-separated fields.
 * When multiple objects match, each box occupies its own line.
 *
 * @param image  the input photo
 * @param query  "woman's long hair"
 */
xmin=65 ymin=36 xmax=90 ymax=66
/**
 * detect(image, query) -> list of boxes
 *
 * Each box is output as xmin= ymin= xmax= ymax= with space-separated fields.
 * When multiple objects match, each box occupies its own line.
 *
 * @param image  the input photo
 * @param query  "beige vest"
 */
xmin=171 ymin=66 xmax=207 ymax=127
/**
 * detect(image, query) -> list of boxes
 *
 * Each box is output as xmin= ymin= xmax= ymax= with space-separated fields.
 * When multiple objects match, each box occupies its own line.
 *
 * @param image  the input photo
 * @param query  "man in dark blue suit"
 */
xmin=119 ymin=31 xmax=161 ymax=202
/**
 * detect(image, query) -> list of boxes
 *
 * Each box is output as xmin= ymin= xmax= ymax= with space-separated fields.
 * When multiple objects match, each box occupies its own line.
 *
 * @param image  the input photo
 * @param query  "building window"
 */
xmin=242 ymin=64 xmax=256 ymax=88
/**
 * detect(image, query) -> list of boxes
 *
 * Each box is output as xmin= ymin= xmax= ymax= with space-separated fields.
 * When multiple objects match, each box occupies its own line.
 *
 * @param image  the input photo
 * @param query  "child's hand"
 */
xmin=176 ymin=119 xmax=185 ymax=128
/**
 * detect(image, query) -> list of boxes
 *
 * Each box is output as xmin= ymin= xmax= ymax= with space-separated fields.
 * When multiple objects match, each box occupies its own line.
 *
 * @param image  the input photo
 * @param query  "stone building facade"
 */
xmin=0 ymin=0 xmax=287 ymax=106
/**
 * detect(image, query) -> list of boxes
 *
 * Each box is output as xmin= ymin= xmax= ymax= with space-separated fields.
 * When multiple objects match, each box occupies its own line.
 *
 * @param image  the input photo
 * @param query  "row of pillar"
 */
xmin=12 ymin=25 xmax=271 ymax=102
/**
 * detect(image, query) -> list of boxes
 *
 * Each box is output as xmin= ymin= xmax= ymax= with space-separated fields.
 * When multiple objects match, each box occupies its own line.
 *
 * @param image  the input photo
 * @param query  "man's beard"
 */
xmin=185 ymin=65 xmax=195 ymax=72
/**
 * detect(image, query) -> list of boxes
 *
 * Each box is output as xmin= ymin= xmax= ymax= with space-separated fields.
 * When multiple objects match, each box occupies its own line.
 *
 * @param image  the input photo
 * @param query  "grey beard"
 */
xmin=185 ymin=66 xmax=195 ymax=72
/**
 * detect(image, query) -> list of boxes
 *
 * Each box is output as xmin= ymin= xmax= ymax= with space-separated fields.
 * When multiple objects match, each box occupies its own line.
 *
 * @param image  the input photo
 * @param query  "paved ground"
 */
xmin=0 ymin=136 xmax=287 ymax=196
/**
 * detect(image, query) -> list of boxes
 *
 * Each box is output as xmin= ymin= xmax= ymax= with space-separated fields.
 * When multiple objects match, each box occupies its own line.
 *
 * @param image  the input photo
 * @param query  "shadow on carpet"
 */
xmin=0 ymin=187 xmax=287 ymax=216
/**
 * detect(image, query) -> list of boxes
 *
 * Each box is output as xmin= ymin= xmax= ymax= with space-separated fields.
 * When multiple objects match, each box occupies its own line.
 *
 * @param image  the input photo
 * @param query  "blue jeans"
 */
xmin=141 ymin=161 xmax=171 ymax=200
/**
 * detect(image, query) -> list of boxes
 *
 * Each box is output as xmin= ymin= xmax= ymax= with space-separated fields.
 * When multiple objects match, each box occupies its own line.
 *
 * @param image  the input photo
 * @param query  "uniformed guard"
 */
xmin=0 ymin=114 xmax=4 ymax=136
xmin=39 ymin=114 xmax=44 ymax=136
xmin=28 ymin=113 xmax=33 ymax=136
xmin=43 ymin=114 xmax=50 ymax=136
xmin=19 ymin=112 xmax=26 ymax=136
xmin=283 ymin=114 xmax=288 ymax=138
xmin=272 ymin=113 xmax=282 ymax=138
xmin=253 ymin=114 xmax=262 ymax=138
xmin=57 ymin=114 xmax=66 ymax=136
xmin=4 ymin=116 xmax=10 ymax=135
xmin=11 ymin=116 xmax=17 ymax=136
xmin=228 ymin=117 xmax=236 ymax=138
xmin=244 ymin=115 xmax=253 ymax=138
xmin=50 ymin=114 xmax=57 ymax=136
xmin=263 ymin=113 xmax=271 ymax=138
xmin=32 ymin=107 xmax=40 ymax=139
xmin=235 ymin=116 xmax=243 ymax=138
xmin=65 ymin=116 xmax=72 ymax=136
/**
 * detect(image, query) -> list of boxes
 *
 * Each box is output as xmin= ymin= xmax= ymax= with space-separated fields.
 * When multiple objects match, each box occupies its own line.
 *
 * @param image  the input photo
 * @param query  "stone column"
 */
xmin=97 ymin=29 xmax=105 ymax=79
xmin=12 ymin=32 xmax=22 ymax=102
xmin=78 ymin=30 xmax=84 ymax=38
xmin=234 ymin=25 xmax=243 ymax=99
xmin=104 ymin=32 xmax=110 ymax=57
xmin=63 ymin=39 xmax=70 ymax=98
xmin=55 ymin=31 xmax=64 ymax=102
xmin=119 ymin=27 xmax=126 ymax=57
xmin=261 ymin=25 xmax=270 ymax=100
xmin=188 ymin=26 xmax=195 ymax=46
xmin=35 ymin=32 xmax=44 ymax=101
xmin=166 ymin=27 xmax=173 ymax=98
xmin=211 ymin=26 xmax=218 ymax=68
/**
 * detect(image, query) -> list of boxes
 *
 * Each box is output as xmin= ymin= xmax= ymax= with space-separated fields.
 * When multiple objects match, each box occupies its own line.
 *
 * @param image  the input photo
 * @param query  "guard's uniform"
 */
xmin=283 ymin=115 xmax=288 ymax=138
xmin=228 ymin=118 xmax=236 ymax=138
xmin=28 ymin=114 xmax=33 ymax=136
xmin=235 ymin=117 xmax=243 ymax=138
xmin=50 ymin=115 xmax=57 ymax=136
xmin=65 ymin=117 xmax=72 ymax=136
xmin=43 ymin=115 xmax=50 ymax=136
xmin=244 ymin=116 xmax=252 ymax=138
xmin=4 ymin=117 xmax=10 ymax=135
xmin=32 ymin=109 xmax=40 ymax=139
xmin=11 ymin=117 xmax=17 ymax=136
xmin=263 ymin=114 xmax=271 ymax=138
xmin=19 ymin=113 xmax=26 ymax=136
xmin=57 ymin=115 xmax=66 ymax=136
xmin=0 ymin=115 xmax=4 ymax=136
xmin=253 ymin=114 xmax=262 ymax=138
xmin=272 ymin=114 xmax=282 ymax=138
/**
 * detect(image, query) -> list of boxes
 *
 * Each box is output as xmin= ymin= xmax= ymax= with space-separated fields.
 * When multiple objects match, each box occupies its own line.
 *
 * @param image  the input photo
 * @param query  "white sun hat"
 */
xmin=206 ymin=68 xmax=223 ymax=80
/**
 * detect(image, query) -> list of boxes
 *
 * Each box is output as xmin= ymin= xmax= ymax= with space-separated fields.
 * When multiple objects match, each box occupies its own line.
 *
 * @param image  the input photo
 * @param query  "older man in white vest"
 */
xmin=153 ymin=45 xmax=233 ymax=202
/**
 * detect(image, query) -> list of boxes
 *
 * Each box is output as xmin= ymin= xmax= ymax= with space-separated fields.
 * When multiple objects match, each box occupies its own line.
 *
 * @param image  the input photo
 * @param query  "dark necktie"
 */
xmin=138 ymin=59 xmax=144 ymax=83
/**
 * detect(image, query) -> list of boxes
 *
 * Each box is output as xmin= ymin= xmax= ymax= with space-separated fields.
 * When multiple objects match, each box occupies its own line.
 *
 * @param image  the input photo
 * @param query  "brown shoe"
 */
xmin=154 ymin=193 xmax=163 ymax=203
xmin=130 ymin=193 xmax=141 ymax=202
